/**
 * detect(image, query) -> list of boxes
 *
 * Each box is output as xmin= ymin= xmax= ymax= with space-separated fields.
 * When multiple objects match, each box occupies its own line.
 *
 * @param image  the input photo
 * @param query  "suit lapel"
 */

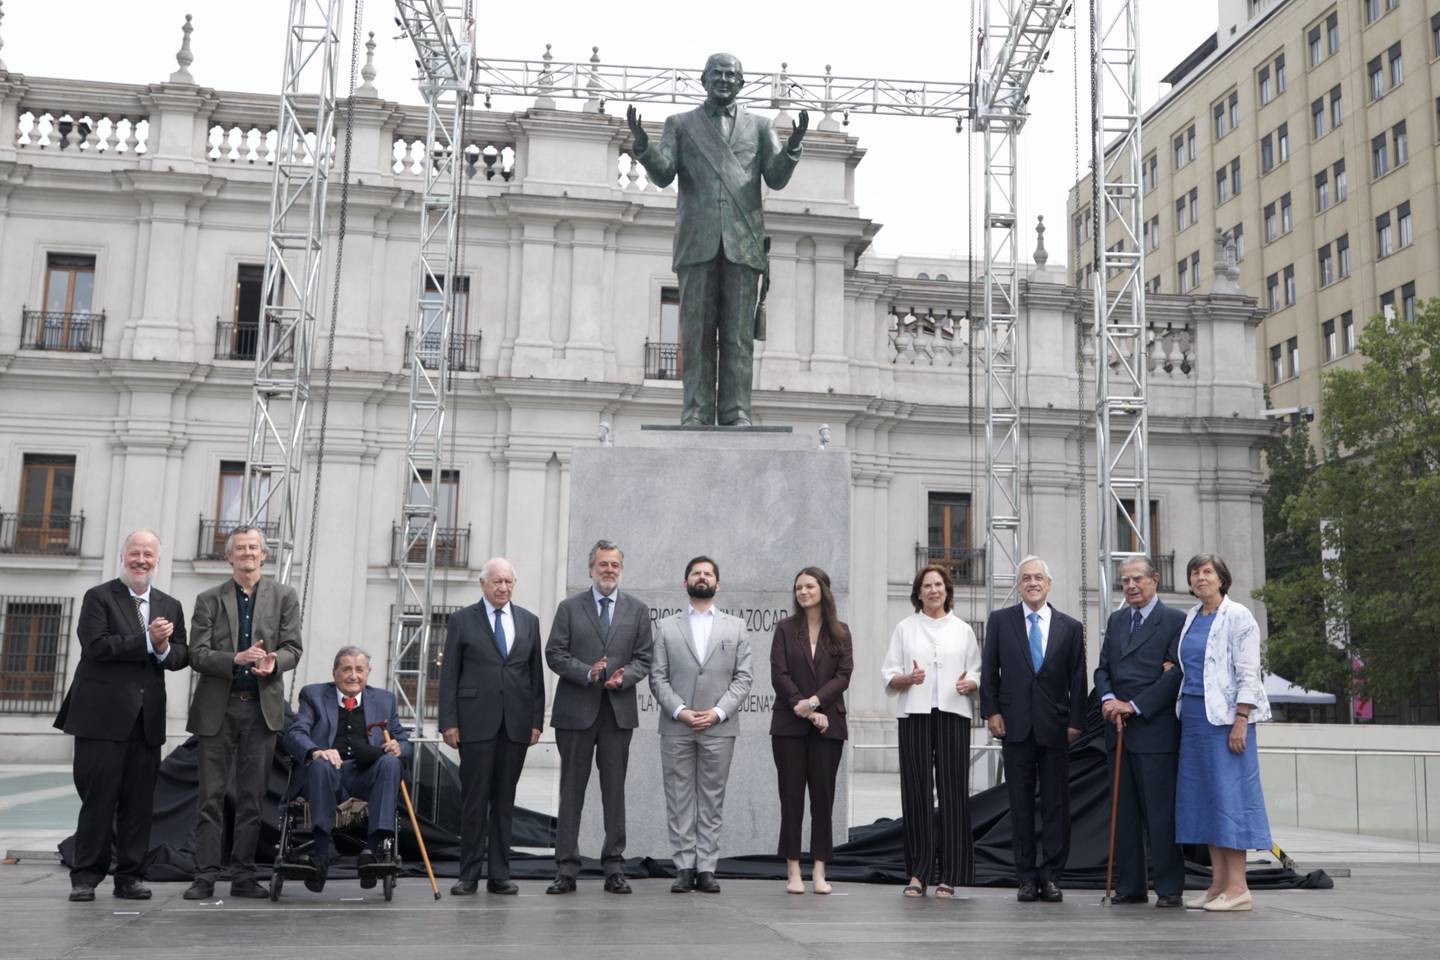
xmin=677 ymin=615 xmax=702 ymax=666
xmin=322 ymin=684 xmax=339 ymax=747
xmin=797 ymin=624 xmax=820 ymax=689
xmin=1040 ymin=607 xmax=1065 ymax=671
xmin=220 ymin=583 xmax=239 ymax=650
xmin=362 ymin=686 xmax=383 ymax=745
xmin=1122 ymin=605 xmax=1161 ymax=659
xmin=699 ymin=616 xmax=723 ymax=668
xmin=1013 ymin=605 xmax=1038 ymax=677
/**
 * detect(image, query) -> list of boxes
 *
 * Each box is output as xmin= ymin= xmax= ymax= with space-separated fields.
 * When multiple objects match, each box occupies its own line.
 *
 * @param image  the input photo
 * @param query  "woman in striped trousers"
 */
xmin=880 ymin=564 xmax=982 ymax=898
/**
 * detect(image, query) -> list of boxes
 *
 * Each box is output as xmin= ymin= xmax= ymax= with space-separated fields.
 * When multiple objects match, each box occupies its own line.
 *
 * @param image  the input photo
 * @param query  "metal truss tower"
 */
xmin=1091 ymin=0 xmax=1149 ymax=608
xmin=974 ymin=0 xmax=1068 ymax=611
xmin=389 ymin=0 xmax=474 ymax=733
xmin=245 ymin=0 xmax=343 ymax=583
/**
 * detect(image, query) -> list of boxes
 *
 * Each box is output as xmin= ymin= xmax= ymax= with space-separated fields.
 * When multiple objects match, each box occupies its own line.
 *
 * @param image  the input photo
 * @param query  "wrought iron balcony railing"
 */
xmin=914 ymin=545 xmax=987 ymax=586
xmin=644 ymin=339 xmax=680 ymax=380
xmin=195 ymin=518 xmax=282 ymax=562
xmin=0 ymin=512 xmax=85 ymax=556
xmin=390 ymin=524 xmax=471 ymax=568
xmin=214 ymin=320 xmax=294 ymax=362
xmin=404 ymin=331 xmax=483 ymax=372
xmin=20 ymin=309 xmax=105 ymax=353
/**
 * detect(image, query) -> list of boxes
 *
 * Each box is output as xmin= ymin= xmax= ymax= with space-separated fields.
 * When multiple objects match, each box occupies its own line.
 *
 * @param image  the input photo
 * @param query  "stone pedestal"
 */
xmin=568 ymin=428 xmax=851 ymax=861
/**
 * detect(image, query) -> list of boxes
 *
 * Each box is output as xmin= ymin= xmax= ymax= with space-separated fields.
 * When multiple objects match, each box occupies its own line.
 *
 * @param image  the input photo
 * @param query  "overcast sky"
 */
xmin=5 ymin=0 xmax=1216 ymax=262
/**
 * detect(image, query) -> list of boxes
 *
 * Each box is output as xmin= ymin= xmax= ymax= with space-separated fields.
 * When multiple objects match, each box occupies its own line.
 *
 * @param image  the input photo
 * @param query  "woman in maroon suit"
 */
xmin=770 ymin=566 xmax=854 ymax=894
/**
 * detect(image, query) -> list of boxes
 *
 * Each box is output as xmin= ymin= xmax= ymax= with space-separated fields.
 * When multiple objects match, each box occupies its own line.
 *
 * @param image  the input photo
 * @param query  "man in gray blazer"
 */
xmin=545 ymin=539 xmax=654 ymax=895
xmin=184 ymin=525 xmax=303 ymax=900
xmin=649 ymin=555 xmax=752 ymax=894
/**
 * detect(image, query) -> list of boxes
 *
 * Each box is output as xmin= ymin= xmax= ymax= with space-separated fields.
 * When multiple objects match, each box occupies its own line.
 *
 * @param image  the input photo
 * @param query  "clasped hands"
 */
xmin=793 ymin=696 xmax=830 ymax=733
xmin=146 ymin=617 xmax=174 ymax=654
xmin=677 ymin=707 xmax=721 ymax=732
xmin=233 ymin=640 xmax=277 ymax=675
xmin=589 ymin=656 xmax=625 ymax=690
xmin=1100 ymin=660 xmax=1176 ymax=728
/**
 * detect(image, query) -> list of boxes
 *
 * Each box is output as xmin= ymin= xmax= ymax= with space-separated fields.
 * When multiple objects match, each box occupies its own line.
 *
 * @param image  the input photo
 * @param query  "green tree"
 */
xmin=1256 ymin=299 xmax=1440 ymax=707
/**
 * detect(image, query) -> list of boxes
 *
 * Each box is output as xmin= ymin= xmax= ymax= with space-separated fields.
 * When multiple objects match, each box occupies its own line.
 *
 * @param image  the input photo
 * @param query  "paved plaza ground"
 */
xmin=4 ymin=764 xmax=1438 ymax=960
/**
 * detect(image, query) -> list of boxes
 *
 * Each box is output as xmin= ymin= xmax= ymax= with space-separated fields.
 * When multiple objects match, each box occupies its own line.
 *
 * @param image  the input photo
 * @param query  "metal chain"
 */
xmin=967 ymin=0 xmax=979 ymax=628
xmin=1074 ymin=1 xmax=1091 ymax=634
xmin=291 ymin=0 xmax=364 ymax=703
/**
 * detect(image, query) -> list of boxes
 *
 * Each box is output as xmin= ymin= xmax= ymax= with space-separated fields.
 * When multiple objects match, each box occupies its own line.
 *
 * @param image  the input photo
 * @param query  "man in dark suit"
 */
xmin=981 ymin=555 xmax=1087 ymax=903
xmin=625 ymin=53 xmax=807 ymax=426
xmin=184 ymin=525 xmax=303 ymax=900
xmin=283 ymin=646 xmax=412 ymax=892
xmin=544 ymin=539 xmax=653 ymax=895
xmin=1093 ymin=556 xmax=1186 ymax=907
xmin=438 ymin=556 xmax=545 ymax=895
xmin=55 ymin=529 xmax=189 ymax=902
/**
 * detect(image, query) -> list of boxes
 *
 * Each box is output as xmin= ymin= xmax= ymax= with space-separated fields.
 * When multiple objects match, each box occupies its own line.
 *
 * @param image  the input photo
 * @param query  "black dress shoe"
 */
xmin=450 ymin=879 xmax=479 ymax=895
xmin=1041 ymin=881 xmax=1064 ymax=903
xmin=487 ymin=879 xmax=519 ymax=895
xmin=1016 ymin=882 xmax=1039 ymax=902
xmin=604 ymin=874 xmax=632 ymax=894
xmin=305 ymin=856 xmax=329 ymax=893
xmin=670 ymin=868 xmax=695 ymax=893
xmin=546 ymin=875 xmax=577 ymax=895
xmin=113 ymin=880 xmax=152 ymax=900
xmin=69 ymin=883 xmax=96 ymax=902
xmin=182 ymin=879 xmax=214 ymax=901
xmin=230 ymin=879 xmax=270 ymax=899
xmin=694 ymin=871 xmax=721 ymax=894
xmin=1155 ymin=894 xmax=1184 ymax=908
xmin=357 ymin=848 xmax=377 ymax=890
xmin=1111 ymin=893 xmax=1148 ymax=904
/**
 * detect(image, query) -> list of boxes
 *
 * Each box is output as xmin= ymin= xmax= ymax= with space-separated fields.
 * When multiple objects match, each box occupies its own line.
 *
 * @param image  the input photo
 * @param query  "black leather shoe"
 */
xmin=1016 ymin=882 xmax=1038 ymax=902
xmin=357 ymin=848 xmax=377 ymax=890
xmin=487 ymin=879 xmax=519 ymax=895
xmin=1111 ymin=893 xmax=1148 ymax=904
xmin=694 ymin=871 xmax=721 ymax=894
xmin=230 ymin=879 xmax=270 ymax=899
xmin=1041 ymin=881 xmax=1064 ymax=903
xmin=113 ymin=880 xmax=152 ymax=900
xmin=182 ymin=880 xmax=214 ymax=901
xmin=1155 ymin=894 xmax=1184 ymax=908
xmin=450 ymin=879 xmax=478 ymax=895
xmin=670 ymin=868 xmax=694 ymax=893
xmin=546 ymin=875 xmax=577 ymax=895
xmin=304 ymin=856 xmax=329 ymax=893
xmin=604 ymin=874 xmax=632 ymax=894
xmin=69 ymin=883 xmax=96 ymax=902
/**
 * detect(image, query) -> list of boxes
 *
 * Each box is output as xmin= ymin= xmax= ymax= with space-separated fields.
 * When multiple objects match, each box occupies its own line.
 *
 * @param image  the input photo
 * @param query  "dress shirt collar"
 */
xmin=704 ymin=101 xmax=737 ymax=120
xmin=483 ymin=597 xmax=510 ymax=620
xmin=591 ymin=585 xmax=618 ymax=608
xmin=687 ymin=605 xmax=715 ymax=621
xmin=128 ymin=585 xmax=152 ymax=604
xmin=337 ymin=687 xmax=363 ymax=708
xmin=1133 ymin=594 xmax=1160 ymax=623
xmin=1022 ymin=602 xmax=1051 ymax=625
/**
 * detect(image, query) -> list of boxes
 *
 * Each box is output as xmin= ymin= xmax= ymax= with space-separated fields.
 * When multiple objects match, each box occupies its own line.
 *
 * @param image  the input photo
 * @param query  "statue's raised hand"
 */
xmin=787 ymin=109 xmax=809 ymax=153
xmin=626 ymin=105 xmax=648 ymax=155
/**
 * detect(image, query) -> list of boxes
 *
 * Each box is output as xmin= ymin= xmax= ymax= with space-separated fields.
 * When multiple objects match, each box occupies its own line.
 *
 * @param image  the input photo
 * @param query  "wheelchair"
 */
xmin=270 ymin=758 xmax=403 ymax=901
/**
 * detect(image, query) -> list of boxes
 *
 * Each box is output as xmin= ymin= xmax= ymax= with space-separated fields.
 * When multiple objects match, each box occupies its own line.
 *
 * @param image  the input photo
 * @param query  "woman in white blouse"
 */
xmin=880 ymin=564 xmax=983 ymax=898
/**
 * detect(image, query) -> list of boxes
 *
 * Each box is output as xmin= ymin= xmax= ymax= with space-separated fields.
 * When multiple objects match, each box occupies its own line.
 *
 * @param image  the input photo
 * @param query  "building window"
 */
xmin=1264 ymin=201 xmax=1278 ymax=242
xmin=1187 ymin=125 xmax=1196 ymax=162
xmin=1073 ymin=212 xmax=1084 ymax=248
xmin=1376 ymin=211 xmax=1393 ymax=257
xmin=1283 ymin=264 xmax=1296 ymax=306
xmin=1318 ymin=244 xmax=1334 ymax=286
xmin=1364 ymin=0 xmax=1379 ymax=25
xmin=1322 ymin=318 xmax=1337 ymax=361
xmin=1216 ymin=167 xmax=1229 ymax=204
xmin=398 ymin=469 xmax=466 ymax=567
xmin=1433 ymin=12 xmax=1440 ymax=58
xmin=1266 ymin=273 xmax=1280 ymax=312
xmin=1232 ymin=223 xmax=1245 ymax=260
xmin=43 ymin=253 xmax=95 ymax=316
xmin=1341 ymin=311 xmax=1355 ymax=353
xmin=1173 ymin=133 xmax=1185 ymax=169
xmin=1329 ymin=85 xmax=1344 ymax=127
xmin=1372 ymin=133 xmax=1388 ymax=177
xmin=1189 ymin=251 xmax=1200 ymax=288
xmin=1277 ymin=122 xmax=1289 ymax=162
xmin=1258 ymin=65 xmax=1272 ymax=105
xmin=0 ymin=597 xmax=73 ymax=713
xmin=1368 ymin=56 xmax=1383 ymax=100
xmin=1270 ymin=342 xmax=1284 ymax=381
xmin=1311 ymin=98 xmax=1325 ymax=139
xmin=1148 ymin=215 xmax=1160 ymax=250
xmin=1393 ymin=120 xmax=1408 ymax=165
xmin=1214 ymin=100 xmax=1226 ymax=139
xmin=1175 ymin=197 xmax=1188 ymax=231
xmin=1148 ymin=276 xmax=1161 ymax=295
xmin=1334 ymin=158 xmax=1347 ymax=200
xmin=1308 ymin=25 xmax=1323 ymax=67
xmin=421 ymin=274 xmax=471 ymax=334
xmin=1230 ymin=158 xmax=1241 ymax=196
xmin=1337 ymin=233 xmax=1350 ymax=277
xmin=1380 ymin=289 xmax=1396 ymax=321
xmin=1188 ymin=188 xmax=1198 ymax=225
xmin=1314 ymin=169 xmax=1330 ymax=211
xmin=1402 ymin=281 xmax=1416 ymax=322
xmin=1260 ymin=134 xmax=1274 ymax=173
xmin=13 ymin=454 xmax=78 ymax=555
xmin=1287 ymin=336 xmax=1300 ymax=377
xmin=926 ymin=492 xmax=980 ymax=585
xmin=1280 ymin=192 xmax=1292 ymax=233
xmin=1178 ymin=258 xmax=1190 ymax=292
xmin=1228 ymin=91 xmax=1239 ymax=129
xmin=1398 ymin=200 xmax=1412 ymax=247
xmin=648 ymin=286 xmax=681 ymax=379
xmin=1388 ymin=42 xmax=1403 ymax=88
xmin=1275 ymin=53 xmax=1287 ymax=94
xmin=1327 ymin=12 xmax=1340 ymax=55
xmin=29 ymin=253 xmax=101 ymax=353
xmin=1114 ymin=498 xmax=1163 ymax=561
xmin=1144 ymin=154 xmax=1158 ymax=192
xmin=198 ymin=461 xmax=272 ymax=560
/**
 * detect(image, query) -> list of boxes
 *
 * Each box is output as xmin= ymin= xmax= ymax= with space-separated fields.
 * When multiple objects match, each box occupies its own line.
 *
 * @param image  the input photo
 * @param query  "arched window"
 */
xmin=935 ymin=273 xmax=949 ymax=281
xmin=916 ymin=271 xmax=930 ymax=280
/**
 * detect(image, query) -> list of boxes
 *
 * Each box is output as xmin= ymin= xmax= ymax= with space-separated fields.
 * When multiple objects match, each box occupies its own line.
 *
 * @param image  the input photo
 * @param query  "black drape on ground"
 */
xmin=61 ymin=698 xmax=1331 ymax=890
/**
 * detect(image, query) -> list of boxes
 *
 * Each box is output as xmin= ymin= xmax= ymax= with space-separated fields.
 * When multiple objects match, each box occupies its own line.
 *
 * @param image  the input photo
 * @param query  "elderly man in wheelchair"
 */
xmin=280 ymin=645 xmax=412 ymax=894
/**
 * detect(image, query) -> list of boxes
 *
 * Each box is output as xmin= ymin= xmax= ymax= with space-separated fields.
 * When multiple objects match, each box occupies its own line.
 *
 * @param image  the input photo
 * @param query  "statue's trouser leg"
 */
xmin=677 ymin=258 xmax=720 ymax=425
xmin=715 ymin=258 xmax=760 ymax=425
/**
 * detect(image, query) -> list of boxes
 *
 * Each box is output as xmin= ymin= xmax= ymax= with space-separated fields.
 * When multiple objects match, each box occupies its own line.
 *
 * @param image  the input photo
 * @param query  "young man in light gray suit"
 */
xmin=545 ymin=539 xmax=654 ymax=895
xmin=649 ymin=555 xmax=753 ymax=894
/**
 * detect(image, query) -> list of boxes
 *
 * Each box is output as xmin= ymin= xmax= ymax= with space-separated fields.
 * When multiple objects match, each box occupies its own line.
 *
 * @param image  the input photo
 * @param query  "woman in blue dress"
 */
xmin=1174 ymin=553 xmax=1271 ymax=912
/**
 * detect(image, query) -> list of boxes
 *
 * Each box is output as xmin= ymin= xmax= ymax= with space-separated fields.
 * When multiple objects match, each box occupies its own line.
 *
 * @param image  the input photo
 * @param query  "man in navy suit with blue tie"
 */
xmin=284 ymin=646 xmax=411 ymax=892
xmin=980 ymin=556 xmax=1087 ymax=903
xmin=1093 ymin=556 xmax=1186 ymax=907
xmin=438 ymin=557 xmax=545 ymax=895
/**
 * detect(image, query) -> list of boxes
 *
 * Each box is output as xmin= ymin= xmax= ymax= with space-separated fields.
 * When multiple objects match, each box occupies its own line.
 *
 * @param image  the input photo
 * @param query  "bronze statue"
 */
xmin=627 ymin=53 xmax=808 ymax=426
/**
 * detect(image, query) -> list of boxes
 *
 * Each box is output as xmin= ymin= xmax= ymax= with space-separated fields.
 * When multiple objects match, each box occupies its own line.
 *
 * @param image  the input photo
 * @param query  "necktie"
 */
xmin=493 ymin=608 xmax=507 ymax=658
xmin=132 ymin=595 xmax=147 ymax=634
xmin=718 ymin=108 xmax=733 ymax=140
xmin=1028 ymin=612 xmax=1044 ymax=671
xmin=343 ymin=696 xmax=357 ymax=711
xmin=599 ymin=596 xmax=612 ymax=637
xmin=1131 ymin=609 xmax=1143 ymax=637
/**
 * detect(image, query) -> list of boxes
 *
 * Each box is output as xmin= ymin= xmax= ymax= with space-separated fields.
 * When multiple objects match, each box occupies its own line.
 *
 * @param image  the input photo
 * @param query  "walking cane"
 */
xmin=373 ymin=724 xmax=442 ymax=900
xmin=1103 ymin=718 xmax=1125 ymax=905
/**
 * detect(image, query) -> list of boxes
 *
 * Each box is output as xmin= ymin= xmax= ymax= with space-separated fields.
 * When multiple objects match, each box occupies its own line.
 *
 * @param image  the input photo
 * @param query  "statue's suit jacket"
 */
xmin=649 ymin=609 xmax=753 ymax=738
xmin=187 ymin=577 xmax=303 ymax=736
xmin=636 ymin=103 xmax=800 ymax=272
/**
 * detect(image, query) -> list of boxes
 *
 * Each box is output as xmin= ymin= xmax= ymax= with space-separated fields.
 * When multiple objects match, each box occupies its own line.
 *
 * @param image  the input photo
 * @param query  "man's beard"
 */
xmin=686 ymin=582 xmax=716 ymax=600
xmin=119 ymin=570 xmax=152 ymax=593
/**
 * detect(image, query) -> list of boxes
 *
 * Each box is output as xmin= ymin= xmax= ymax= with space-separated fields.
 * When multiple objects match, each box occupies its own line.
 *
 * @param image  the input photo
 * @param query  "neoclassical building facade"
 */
xmin=0 ymin=48 xmax=1274 ymax=763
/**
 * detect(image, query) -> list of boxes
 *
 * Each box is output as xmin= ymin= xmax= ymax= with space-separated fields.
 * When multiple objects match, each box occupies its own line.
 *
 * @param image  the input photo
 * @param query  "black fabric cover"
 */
xmin=60 ymin=698 xmax=1331 ymax=890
